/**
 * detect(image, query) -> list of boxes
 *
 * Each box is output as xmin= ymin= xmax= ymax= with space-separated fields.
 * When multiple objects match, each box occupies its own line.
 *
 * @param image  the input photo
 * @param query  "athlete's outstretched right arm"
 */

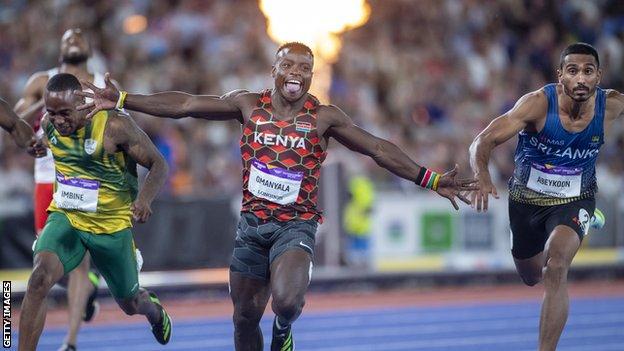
xmin=468 ymin=90 xmax=547 ymax=212
xmin=76 ymin=73 xmax=245 ymax=122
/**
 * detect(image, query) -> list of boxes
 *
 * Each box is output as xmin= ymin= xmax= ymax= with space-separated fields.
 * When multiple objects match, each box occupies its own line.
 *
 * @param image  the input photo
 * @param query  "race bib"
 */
xmin=527 ymin=163 xmax=582 ymax=198
xmin=54 ymin=172 xmax=100 ymax=212
xmin=248 ymin=159 xmax=303 ymax=205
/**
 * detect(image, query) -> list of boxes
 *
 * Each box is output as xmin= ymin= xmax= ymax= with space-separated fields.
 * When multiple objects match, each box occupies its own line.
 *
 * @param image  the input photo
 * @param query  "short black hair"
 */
xmin=46 ymin=73 xmax=82 ymax=92
xmin=560 ymin=42 xmax=600 ymax=68
xmin=276 ymin=42 xmax=314 ymax=58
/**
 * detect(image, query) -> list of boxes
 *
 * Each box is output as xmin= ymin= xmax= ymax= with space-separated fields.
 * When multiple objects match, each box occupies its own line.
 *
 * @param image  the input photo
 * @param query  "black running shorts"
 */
xmin=230 ymin=212 xmax=317 ymax=281
xmin=508 ymin=197 xmax=595 ymax=259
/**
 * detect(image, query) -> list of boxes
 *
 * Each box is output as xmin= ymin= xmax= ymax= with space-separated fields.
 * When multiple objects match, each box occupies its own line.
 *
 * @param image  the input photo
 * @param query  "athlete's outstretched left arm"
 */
xmin=107 ymin=112 xmax=169 ymax=223
xmin=321 ymin=105 xmax=477 ymax=209
xmin=0 ymin=97 xmax=35 ymax=148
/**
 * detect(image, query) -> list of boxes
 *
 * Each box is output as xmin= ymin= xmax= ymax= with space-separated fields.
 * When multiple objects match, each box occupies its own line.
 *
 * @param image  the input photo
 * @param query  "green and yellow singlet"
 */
xmin=45 ymin=111 xmax=138 ymax=234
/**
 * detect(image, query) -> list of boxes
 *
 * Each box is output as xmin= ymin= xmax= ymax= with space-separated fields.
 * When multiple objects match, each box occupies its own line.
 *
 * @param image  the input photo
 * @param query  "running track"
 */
xmin=15 ymin=282 xmax=624 ymax=350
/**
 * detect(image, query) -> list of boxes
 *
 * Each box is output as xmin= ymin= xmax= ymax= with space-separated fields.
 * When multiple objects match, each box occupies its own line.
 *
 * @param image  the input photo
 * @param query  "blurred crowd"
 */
xmin=1 ymin=0 xmax=624 ymax=205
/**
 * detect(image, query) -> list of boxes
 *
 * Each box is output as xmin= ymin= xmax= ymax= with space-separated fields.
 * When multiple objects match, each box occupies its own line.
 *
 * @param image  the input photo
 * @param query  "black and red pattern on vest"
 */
xmin=240 ymin=89 xmax=326 ymax=223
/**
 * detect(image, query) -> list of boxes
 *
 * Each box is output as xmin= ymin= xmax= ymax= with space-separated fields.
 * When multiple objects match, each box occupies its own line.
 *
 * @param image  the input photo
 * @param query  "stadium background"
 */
xmin=1 ymin=0 xmax=624 ymax=350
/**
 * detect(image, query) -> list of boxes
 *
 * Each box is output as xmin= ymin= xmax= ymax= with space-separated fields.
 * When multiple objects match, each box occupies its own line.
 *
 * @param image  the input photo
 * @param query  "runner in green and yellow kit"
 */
xmin=18 ymin=73 xmax=171 ymax=351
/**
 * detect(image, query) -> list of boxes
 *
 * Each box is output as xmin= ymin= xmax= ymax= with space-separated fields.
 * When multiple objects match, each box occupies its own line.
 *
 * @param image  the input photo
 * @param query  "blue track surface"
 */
xmin=26 ymin=296 xmax=624 ymax=350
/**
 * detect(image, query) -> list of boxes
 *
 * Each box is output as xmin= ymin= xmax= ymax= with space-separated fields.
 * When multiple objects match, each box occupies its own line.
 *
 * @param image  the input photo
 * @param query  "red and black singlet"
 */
xmin=240 ymin=90 xmax=326 ymax=223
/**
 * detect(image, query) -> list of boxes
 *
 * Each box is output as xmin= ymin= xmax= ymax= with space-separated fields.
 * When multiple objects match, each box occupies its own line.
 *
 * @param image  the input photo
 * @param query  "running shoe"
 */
xmin=271 ymin=316 xmax=294 ymax=351
xmin=83 ymin=271 xmax=100 ymax=322
xmin=590 ymin=208 xmax=605 ymax=230
xmin=57 ymin=343 xmax=76 ymax=351
xmin=149 ymin=292 xmax=172 ymax=345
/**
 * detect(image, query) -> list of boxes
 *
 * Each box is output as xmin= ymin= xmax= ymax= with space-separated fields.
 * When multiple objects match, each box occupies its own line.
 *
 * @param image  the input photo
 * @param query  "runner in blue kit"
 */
xmin=469 ymin=43 xmax=620 ymax=351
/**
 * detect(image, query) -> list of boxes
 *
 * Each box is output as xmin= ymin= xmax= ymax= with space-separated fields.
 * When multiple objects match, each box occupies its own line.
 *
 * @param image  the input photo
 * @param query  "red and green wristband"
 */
xmin=415 ymin=167 xmax=441 ymax=191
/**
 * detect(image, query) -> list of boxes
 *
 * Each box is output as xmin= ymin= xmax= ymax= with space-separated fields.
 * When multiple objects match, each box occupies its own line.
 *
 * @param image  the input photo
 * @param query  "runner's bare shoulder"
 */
xmin=517 ymin=89 xmax=548 ymax=121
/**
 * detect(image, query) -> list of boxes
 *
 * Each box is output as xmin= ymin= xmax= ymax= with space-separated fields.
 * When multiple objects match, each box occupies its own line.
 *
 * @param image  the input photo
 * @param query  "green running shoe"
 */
xmin=590 ymin=208 xmax=605 ymax=230
xmin=149 ymin=292 xmax=172 ymax=345
xmin=271 ymin=317 xmax=294 ymax=351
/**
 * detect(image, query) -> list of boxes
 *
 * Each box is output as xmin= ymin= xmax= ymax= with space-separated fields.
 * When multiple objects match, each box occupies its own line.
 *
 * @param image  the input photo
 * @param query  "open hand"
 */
xmin=131 ymin=199 xmax=152 ymax=223
xmin=75 ymin=72 xmax=120 ymax=119
xmin=27 ymin=137 xmax=47 ymax=158
xmin=434 ymin=164 xmax=479 ymax=210
xmin=469 ymin=171 xmax=499 ymax=212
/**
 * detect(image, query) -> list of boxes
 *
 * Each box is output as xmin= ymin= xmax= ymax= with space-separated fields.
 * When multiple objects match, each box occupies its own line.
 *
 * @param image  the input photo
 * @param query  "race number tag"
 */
xmin=54 ymin=172 xmax=100 ymax=212
xmin=248 ymin=159 xmax=303 ymax=205
xmin=527 ymin=163 xmax=582 ymax=198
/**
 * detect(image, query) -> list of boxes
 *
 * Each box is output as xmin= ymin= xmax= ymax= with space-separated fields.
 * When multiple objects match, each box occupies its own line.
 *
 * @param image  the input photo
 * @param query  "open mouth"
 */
xmin=284 ymin=80 xmax=302 ymax=94
xmin=57 ymin=124 xmax=71 ymax=134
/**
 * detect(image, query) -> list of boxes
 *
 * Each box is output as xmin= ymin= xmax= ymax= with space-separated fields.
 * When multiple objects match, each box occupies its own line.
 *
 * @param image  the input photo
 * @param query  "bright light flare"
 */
xmin=260 ymin=0 xmax=370 ymax=103
xmin=123 ymin=15 xmax=147 ymax=35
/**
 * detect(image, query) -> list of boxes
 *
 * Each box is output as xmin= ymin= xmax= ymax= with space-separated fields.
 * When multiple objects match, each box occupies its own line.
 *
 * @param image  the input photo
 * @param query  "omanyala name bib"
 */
xmin=54 ymin=172 xmax=100 ymax=212
xmin=248 ymin=159 xmax=303 ymax=205
xmin=527 ymin=163 xmax=582 ymax=198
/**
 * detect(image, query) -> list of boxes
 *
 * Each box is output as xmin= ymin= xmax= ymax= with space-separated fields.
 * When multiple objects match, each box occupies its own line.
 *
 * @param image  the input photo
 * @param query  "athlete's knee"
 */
xmin=543 ymin=256 xmax=569 ymax=283
xmin=26 ymin=267 xmax=56 ymax=299
xmin=233 ymin=306 xmax=263 ymax=332
xmin=272 ymin=291 xmax=304 ymax=323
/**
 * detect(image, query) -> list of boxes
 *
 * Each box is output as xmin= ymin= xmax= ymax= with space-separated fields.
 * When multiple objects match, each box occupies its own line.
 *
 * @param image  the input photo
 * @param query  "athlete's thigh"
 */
xmin=34 ymin=211 xmax=87 ymax=274
xmin=270 ymin=249 xmax=313 ymax=298
xmin=86 ymin=228 xmax=139 ymax=300
xmin=230 ymin=213 xmax=276 ymax=281
xmin=545 ymin=198 xmax=595 ymax=244
xmin=508 ymin=198 xmax=550 ymax=260
xmin=269 ymin=219 xmax=317 ymax=293
xmin=542 ymin=199 xmax=593 ymax=262
xmin=543 ymin=225 xmax=581 ymax=265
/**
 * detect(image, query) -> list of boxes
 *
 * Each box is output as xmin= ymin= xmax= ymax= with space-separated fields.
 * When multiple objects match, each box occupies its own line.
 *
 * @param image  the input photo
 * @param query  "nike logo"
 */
xmin=299 ymin=241 xmax=312 ymax=252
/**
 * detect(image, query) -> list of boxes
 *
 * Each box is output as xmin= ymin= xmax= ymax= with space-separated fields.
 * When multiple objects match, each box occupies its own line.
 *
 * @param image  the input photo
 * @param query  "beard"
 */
xmin=563 ymin=84 xmax=594 ymax=102
xmin=61 ymin=53 xmax=89 ymax=65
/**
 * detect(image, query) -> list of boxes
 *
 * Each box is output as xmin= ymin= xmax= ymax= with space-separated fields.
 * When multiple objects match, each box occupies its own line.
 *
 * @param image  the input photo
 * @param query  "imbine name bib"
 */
xmin=248 ymin=159 xmax=303 ymax=205
xmin=53 ymin=172 xmax=100 ymax=212
xmin=527 ymin=163 xmax=582 ymax=198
